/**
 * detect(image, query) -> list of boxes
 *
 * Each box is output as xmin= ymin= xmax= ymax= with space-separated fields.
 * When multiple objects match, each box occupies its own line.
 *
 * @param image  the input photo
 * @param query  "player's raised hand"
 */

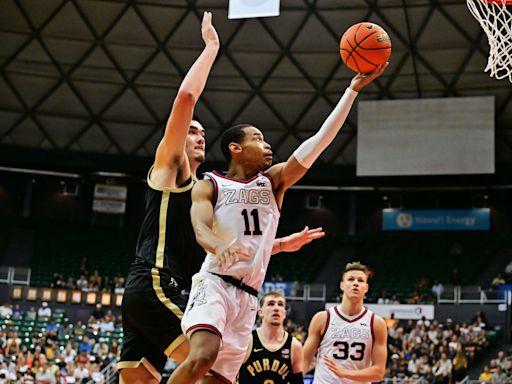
xmin=201 ymin=11 xmax=219 ymax=47
xmin=350 ymin=62 xmax=388 ymax=92
xmin=279 ymin=226 xmax=325 ymax=253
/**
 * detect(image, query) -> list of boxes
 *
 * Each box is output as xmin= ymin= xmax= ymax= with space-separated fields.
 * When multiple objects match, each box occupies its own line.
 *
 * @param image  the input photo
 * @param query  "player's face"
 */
xmin=340 ymin=270 xmax=368 ymax=301
xmin=259 ymin=295 xmax=286 ymax=326
xmin=239 ymin=126 xmax=273 ymax=170
xmin=185 ymin=121 xmax=206 ymax=163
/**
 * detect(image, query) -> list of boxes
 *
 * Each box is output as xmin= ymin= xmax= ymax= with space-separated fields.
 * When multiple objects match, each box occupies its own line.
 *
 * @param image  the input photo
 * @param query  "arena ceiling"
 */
xmin=1 ymin=0 xmax=511 ymax=184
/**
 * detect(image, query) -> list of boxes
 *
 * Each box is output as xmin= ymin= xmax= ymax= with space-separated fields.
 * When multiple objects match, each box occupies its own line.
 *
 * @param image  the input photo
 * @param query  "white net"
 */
xmin=467 ymin=0 xmax=512 ymax=82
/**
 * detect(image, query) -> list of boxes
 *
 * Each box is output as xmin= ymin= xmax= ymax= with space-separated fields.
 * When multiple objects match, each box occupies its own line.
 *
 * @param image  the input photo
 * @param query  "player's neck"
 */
xmin=260 ymin=324 xmax=285 ymax=343
xmin=190 ymin=161 xmax=200 ymax=178
xmin=226 ymin=163 xmax=259 ymax=180
xmin=339 ymin=299 xmax=364 ymax=317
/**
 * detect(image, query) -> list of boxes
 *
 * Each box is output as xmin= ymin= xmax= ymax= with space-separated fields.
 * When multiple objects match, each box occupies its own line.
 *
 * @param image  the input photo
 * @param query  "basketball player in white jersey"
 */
xmin=169 ymin=63 xmax=388 ymax=384
xmin=303 ymin=262 xmax=387 ymax=384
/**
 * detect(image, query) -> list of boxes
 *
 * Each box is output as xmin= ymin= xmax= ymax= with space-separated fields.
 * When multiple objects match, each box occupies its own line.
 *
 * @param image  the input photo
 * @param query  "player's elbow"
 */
xmin=175 ymin=89 xmax=198 ymax=108
xmin=371 ymin=366 xmax=386 ymax=381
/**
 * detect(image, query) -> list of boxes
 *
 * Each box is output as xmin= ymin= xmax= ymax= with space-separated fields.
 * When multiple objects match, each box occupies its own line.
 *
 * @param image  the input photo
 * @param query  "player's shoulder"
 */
xmin=309 ymin=309 xmax=330 ymax=330
xmin=370 ymin=313 xmax=387 ymax=335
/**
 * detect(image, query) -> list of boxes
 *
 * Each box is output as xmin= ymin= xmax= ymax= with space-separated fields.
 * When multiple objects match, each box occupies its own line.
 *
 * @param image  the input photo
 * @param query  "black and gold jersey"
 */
xmin=238 ymin=329 xmax=294 ymax=384
xmin=125 ymin=170 xmax=205 ymax=291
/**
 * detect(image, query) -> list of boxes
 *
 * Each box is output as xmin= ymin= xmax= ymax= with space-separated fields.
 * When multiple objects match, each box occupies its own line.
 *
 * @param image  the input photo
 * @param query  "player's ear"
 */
xmin=229 ymin=142 xmax=242 ymax=155
xmin=258 ymin=307 xmax=264 ymax=317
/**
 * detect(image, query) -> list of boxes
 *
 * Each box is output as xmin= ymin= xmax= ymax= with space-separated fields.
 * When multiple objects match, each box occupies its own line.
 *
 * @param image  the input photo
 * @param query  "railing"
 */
xmin=0 ymin=266 xmax=30 ymax=286
xmin=84 ymin=358 xmax=118 ymax=384
xmin=437 ymin=286 xmax=512 ymax=304
xmin=276 ymin=283 xmax=326 ymax=302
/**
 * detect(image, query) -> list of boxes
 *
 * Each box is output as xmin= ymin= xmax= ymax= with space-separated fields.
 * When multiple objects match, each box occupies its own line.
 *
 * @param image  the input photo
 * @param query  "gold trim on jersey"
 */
xmin=151 ymin=268 xmax=184 ymax=319
xmin=117 ymin=358 xmax=162 ymax=382
xmin=156 ymin=191 xmax=170 ymax=269
xmin=164 ymin=333 xmax=187 ymax=357
xmin=147 ymin=165 xmax=195 ymax=193
xmin=256 ymin=328 xmax=289 ymax=353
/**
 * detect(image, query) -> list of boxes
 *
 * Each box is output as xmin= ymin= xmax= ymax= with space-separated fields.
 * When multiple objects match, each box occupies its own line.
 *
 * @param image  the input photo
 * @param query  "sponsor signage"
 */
xmin=382 ymin=209 xmax=490 ymax=231
xmin=326 ymin=303 xmax=435 ymax=320
xmin=262 ymin=281 xmax=294 ymax=297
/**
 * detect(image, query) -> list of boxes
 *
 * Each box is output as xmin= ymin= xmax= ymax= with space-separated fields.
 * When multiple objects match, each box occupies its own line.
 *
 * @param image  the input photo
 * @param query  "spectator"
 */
xmin=384 ymin=312 xmax=399 ymax=329
xmin=432 ymin=280 xmax=444 ymax=298
xmin=12 ymin=305 xmax=24 ymax=319
xmin=491 ymin=273 xmax=506 ymax=289
xmin=65 ymin=277 xmax=76 ymax=290
xmin=26 ymin=306 xmax=37 ymax=321
xmin=35 ymin=361 xmax=56 ymax=384
xmin=491 ymin=366 xmax=508 ymax=384
xmin=91 ymin=304 xmax=105 ymax=320
xmin=452 ymin=347 xmax=467 ymax=383
xmin=479 ymin=366 xmax=492 ymax=383
xmin=90 ymin=364 xmax=104 ymax=384
xmin=76 ymin=275 xmax=88 ymax=291
xmin=0 ymin=304 xmax=12 ymax=318
xmin=37 ymin=302 xmax=52 ymax=319
xmin=88 ymin=270 xmax=102 ymax=289
xmin=377 ymin=290 xmax=390 ymax=304
xmin=433 ymin=352 xmax=452 ymax=384
xmin=495 ymin=351 xmax=510 ymax=371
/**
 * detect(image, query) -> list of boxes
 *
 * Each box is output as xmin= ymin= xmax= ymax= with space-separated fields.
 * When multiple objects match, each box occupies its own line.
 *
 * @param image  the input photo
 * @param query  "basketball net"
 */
xmin=467 ymin=0 xmax=512 ymax=82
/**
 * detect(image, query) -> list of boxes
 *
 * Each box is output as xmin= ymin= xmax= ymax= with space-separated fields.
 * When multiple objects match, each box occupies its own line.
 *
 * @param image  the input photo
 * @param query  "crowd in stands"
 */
xmin=48 ymin=258 xmax=125 ymax=294
xmin=0 ymin=303 xmax=121 ymax=384
xmin=0 ymin=289 xmax=503 ymax=384
xmin=385 ymin=312 xmax=490 ymax=383
xmin=478 ymin=350 xmax=512 ymax=384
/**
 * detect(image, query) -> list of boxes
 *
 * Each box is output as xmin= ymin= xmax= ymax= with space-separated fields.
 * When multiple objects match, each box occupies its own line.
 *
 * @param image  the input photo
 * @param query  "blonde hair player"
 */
xmin=303 ymin=262 xmax=387 ymax=383
xmin=237 ymin=291 xmax=304 ymax=384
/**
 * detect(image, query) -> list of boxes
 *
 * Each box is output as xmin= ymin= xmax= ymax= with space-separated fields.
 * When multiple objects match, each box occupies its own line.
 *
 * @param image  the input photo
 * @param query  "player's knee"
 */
xmin=183 ymin=352 xmax=217 ymax=376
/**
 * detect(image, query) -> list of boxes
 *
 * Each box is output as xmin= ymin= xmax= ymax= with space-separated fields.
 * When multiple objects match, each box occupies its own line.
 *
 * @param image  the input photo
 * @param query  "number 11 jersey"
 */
xmin=314 ymin=306 xmax=375 ymax=384
xmin=200 ymin=171 xmax=280 ymax=291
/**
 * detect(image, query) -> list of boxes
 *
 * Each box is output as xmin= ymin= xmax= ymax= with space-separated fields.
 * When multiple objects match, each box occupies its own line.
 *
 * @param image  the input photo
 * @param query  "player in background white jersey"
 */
xmin=303 ymin=262 xmax=387 ymax=383
xmin=169 ymin=62 xmax=388 ymax=384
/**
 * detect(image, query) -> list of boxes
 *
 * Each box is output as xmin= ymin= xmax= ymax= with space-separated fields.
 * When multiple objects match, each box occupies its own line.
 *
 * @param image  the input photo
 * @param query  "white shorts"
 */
xmin=181 ymin=272 xmax=258 ymax=383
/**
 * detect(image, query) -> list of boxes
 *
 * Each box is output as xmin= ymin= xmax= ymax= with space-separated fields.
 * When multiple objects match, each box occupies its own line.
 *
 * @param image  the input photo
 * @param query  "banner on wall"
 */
xmin=261 ymin=281 xmax=294 ymax=297
xmin=326 ymin=303 xmax=435 ymax=320
xmin=382 ymin=209 xmax=490 ymax=231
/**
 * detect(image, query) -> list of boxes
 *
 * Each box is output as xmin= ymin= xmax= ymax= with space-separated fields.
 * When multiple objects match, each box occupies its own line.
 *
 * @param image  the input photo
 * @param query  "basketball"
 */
xmin=340 ymin=22 xmax=392 ymax=73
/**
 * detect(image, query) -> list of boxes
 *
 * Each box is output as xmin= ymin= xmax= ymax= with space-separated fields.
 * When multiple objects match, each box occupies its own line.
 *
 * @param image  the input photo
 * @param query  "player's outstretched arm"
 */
xmin=324 ymin=315 xmax=388 ymax=382
xmin=302 ymin=311 xmax=328 ymax=375
xmin=271 ymin=227 xmax=325 ymax=255
xmin=153 ymin=12 xmax=219 ymax=173
xmin=191 ymin=180 xmax=250 ymax=272
xmin=267 ymin=63 xmax=388 ymax=200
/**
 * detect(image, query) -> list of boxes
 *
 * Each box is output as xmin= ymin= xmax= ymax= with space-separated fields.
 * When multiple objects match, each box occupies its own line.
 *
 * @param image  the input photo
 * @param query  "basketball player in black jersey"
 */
xmin=238 ymin=291 xmax=303 ymax=384
xmin=117 ymin=12 xmax=325 ymax=384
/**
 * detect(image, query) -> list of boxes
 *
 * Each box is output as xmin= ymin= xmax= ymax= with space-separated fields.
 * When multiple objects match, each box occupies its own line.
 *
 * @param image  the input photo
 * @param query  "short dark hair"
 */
xmin=342 ymin=261 xmax=369 ymax=280
xmin=192 ymin=115 xmax=202 ymax=125
xmin=259 ymin=291 xmax=286 ymax=307
xmin=220 ymin=124 xmax=252 ymax=161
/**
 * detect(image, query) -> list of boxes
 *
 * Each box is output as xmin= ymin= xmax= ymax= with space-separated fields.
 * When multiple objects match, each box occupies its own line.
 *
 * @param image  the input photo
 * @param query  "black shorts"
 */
xmin=117 ymin=268 xmax=188 ymax=380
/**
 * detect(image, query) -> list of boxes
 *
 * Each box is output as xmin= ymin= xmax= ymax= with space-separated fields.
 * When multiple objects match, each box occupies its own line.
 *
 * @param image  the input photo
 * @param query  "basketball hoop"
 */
xmin=466 ymin=0 xmax=512 ymax=82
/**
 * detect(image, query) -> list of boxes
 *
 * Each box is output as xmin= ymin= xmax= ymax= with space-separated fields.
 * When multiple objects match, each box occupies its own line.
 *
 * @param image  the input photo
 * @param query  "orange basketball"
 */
xmin=340 ymin=22 xmax=392 ymax=73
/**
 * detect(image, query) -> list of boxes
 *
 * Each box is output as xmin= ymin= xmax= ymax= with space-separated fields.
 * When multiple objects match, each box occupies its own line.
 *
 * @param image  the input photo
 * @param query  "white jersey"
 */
xmin=199 ymin=171 xmax=280 ymax=290
xmin=314 ymin=306 xmax=375 ymax=384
